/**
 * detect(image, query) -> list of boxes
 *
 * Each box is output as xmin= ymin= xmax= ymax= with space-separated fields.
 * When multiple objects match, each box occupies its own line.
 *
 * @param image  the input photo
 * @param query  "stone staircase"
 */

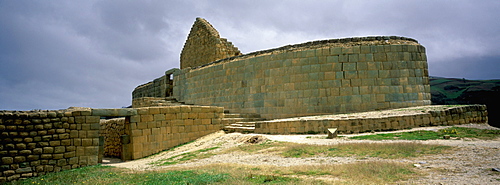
xmin=222 ymin=111 xmax=265 ymax=133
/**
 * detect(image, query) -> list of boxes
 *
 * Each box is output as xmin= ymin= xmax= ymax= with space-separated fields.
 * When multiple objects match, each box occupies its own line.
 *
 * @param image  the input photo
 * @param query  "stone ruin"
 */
xmin=0 ymin=18 xmax=489 ymax=182
xmin=134 ymin=17 xmax=432 ymax=119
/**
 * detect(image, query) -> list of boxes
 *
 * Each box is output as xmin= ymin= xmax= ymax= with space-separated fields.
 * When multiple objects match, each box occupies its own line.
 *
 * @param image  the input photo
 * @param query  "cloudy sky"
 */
xmin=1 ymin=0 xmax=499 ymax=110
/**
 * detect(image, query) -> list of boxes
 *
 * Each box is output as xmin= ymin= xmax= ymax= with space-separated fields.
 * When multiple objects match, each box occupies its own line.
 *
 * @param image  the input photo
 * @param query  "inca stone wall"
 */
xmin=133 ymin=18 xmax=431 ymax=120
xmin=133 ymin=69 xmax=179 ymax=100
xmin=133 ymin=75 xmax=171 ymax=99
xmin=99 ymin=118 xmax=125 ymax=158
xmin=0 ymin=109 xmax=101 ymax=182
xmin=253 ymin=105 xmax=488 ymax=134
xmin=174 ymin=36 xmax=431 ymax=119
xmin=124 ymin=105 xmax=223 ymax=160
xmin=180 ymin=18 xmax=241 ymax=69
xmin=1 ymin=105 xmax=224 ymax=182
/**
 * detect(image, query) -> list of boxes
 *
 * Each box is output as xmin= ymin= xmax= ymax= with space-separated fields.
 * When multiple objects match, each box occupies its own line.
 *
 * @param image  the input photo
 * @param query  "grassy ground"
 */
xmin=6 ymin=127 xmax=498 ymax=184
xmin=350 ymin=127 xmax=500 ymax=140
xmin=6 ymin=162 xmax=417 ymax=185
xmin=229 ymin=140 xmax=450 ymax=159
xmin=8 ymin=141 xmax=446 ymax=185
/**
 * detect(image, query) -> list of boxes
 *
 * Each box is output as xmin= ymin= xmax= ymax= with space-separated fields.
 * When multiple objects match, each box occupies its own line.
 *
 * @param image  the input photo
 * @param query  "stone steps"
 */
xmin=221 ymin=118 xmax=266 ymax=125
xmin=222 ymin=112 xmax=264 ymax=133
xmin=224 ymin=113 xmax=262 ymax=118
xmin=223 ymin=125 xmax=255 ymax=133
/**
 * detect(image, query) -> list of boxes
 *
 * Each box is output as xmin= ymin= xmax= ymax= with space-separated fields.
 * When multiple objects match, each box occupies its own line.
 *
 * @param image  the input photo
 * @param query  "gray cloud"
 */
xmin=0 ymin=0 xmax=499 ymax=110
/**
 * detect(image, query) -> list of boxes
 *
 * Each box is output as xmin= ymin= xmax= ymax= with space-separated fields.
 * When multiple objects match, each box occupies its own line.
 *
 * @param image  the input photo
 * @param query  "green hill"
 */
xmin=430 ymin=76 xmax=500 ymax=128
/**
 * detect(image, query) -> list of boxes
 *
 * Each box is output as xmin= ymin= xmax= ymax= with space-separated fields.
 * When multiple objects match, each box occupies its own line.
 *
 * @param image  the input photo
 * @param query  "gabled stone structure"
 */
xmin=180 ymin=18 xmax=241 ymax=69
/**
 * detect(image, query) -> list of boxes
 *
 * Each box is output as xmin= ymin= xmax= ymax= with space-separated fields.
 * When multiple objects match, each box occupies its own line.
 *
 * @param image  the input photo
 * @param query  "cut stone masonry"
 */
xmin=0 ymin=17 xmax=491 ymax=183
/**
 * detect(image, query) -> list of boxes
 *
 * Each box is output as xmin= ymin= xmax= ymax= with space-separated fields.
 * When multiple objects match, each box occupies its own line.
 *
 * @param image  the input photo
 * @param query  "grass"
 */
xmin=150 ymin=147 xmax=220 ymax=166
xmin=350 ymin=127 xmax=500 ymax=141
xmin=275 ymin=161 xmax=417 ymax=184
xmin=8 ymin=140 xmax=440 ymax=184
xmin=6 ymin=165 xmax=229 ymax=185
xmin=281 ymin=142 xmax=450 ymax=159
xmin=231 ymin=141 xmax=450 ymax=159
xmin=7 ymin=162 xmax=418 ymax=185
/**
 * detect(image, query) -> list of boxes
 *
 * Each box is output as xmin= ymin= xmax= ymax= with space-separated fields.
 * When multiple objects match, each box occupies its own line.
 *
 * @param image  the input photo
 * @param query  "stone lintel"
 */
xmin=91 ymin=108 xmax=137 ymax=117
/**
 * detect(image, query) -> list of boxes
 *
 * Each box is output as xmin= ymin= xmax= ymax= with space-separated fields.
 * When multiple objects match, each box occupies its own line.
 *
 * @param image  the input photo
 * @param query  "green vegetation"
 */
xmin=281 ymin=142 xmax=450 ymax=159
xmin=275 ymin=161 xmax=416 ymax=184
xmin=429 ymin=76 xmax=500 ymax=128
xmin=245 ymin=174 xmax=298 ymax=184
xmin=232 ymin=141 xmax=449 ymax=159
xmin=150 ymin=147 xmax=220 ymax=166
xmin=350 ymin=127 xmax=500 ymax=140
xmin=6 ymin=165 xmax=228 ymax=185
xmin=7 ymin=162 xmax=417 ymax=185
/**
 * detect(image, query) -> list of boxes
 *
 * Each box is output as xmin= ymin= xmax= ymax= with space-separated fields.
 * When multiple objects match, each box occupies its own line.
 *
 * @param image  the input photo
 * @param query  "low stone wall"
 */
xmin=124 ymin=106 xmax=223 ymax=160
xmin=99 ymin=118 xmax=125 ymax=158
xmin=0 ymin=109 xmax=100 ymax=183
xmin=254 ymin=105 xmax=488 ymax=134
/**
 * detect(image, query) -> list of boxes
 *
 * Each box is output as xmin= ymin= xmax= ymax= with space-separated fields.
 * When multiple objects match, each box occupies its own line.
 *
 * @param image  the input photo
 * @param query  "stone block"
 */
xmin=82 ymin=138 xmax=93 ymax=146
xmin=327 ymin=128 xmax=338 ymax=139
xmin=1 ymin=157 xmax=13 ymax=164
xmin=153 ymin=114 xmax=165 ymax=121
xmin=141 ymin=115 xmax=154 ymax=122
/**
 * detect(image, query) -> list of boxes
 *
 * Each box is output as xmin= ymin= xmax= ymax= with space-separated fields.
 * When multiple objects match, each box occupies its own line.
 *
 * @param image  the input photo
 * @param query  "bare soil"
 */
xmin=104 ymin=124 xmax=500 ymax=184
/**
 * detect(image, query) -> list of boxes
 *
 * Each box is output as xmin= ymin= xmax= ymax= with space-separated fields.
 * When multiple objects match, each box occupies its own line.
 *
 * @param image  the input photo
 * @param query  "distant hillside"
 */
xmin=430 ymin=76 xmax=500 ymax=128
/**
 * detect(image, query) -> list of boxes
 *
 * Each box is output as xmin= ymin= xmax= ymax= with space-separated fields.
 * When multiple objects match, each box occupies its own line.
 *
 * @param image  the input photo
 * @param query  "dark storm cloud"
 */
xmin=0 ymin=0 xmax=499 ymax=110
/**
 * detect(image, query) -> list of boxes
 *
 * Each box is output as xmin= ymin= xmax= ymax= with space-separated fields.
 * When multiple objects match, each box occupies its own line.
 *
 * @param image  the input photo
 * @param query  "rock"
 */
xmin=245 ymin=136 xmax=267 ymax=144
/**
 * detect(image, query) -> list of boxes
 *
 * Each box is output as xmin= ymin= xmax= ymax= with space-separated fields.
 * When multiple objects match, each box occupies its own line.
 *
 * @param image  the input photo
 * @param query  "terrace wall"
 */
xmin=253 ymin=105 xmax=488 ymax=134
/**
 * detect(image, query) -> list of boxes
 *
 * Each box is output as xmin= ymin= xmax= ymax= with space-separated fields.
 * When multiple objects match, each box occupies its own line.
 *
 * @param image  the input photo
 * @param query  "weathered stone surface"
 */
xmin=180 ymin=17 xmax=241 ymax=69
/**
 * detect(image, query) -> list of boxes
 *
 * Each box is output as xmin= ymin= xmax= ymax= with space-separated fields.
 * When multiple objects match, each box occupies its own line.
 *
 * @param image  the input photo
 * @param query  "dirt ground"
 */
xmin=104 ymin=124 xmax=500 ymax=184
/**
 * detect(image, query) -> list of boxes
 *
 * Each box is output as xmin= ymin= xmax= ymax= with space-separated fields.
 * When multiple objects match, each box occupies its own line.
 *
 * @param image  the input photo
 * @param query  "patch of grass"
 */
xmin=441 ymin=127 xmax=500 ymax=140
xmin=232 ymin=140 xmax=281 ymax=153
xmin=6 ymin=165 xmax=228 ymax=185
xmin=246 ymin=174 xmax=298 ymax=184
xmin=128 ymin=170 xmax=228 ymax=185
xmin=351 ymin=127 xmax=500 ymax=141
xmin=147 ymin=140 xmax=197 ymax=158
xmin=281 ymin=142 xmax=450 ymax=159
xmin=8 ymin=162 xmax=421 ymax=185
xmin=231 ymin=141 xmax=450 ymax=159
xmin=151 ymin=147 xmax=220 ymax=166
xmin=350 ymin=131 xmax=442 ymax=140
xmin=287 ymin=161 xmax=415 ymax=183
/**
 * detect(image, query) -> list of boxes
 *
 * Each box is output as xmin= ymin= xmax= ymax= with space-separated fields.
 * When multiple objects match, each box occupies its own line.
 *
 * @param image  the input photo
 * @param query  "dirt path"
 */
xmin=104 ymin=124 xmax=500 ymax=184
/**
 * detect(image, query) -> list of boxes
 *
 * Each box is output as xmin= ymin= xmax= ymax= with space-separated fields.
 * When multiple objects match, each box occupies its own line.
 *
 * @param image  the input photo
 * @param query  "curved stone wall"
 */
xmin=173 ymin=36 xmax=431 ymax=119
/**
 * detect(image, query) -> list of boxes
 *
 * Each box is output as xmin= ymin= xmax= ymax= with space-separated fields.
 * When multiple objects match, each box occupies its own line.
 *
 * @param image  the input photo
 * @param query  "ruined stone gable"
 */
xmin=180 ymin=17 xmax=241 ymax=69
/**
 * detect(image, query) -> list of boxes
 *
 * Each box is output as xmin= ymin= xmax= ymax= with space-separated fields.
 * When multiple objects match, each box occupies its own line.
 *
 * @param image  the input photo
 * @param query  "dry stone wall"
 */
xmin=174 ymin=36 xmax=431 ymax=119
xmin=99 ymin=118 xmax=124 ymax=158
xmin=253 ymin=105 xmax=488 ymax=134
xmin=0 ymin=109 xmax=100 ymax=183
